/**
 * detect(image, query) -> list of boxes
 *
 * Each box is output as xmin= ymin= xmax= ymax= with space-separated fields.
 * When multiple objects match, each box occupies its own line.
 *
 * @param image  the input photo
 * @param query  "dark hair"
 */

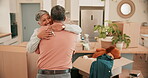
xmin=35 ymin=10 xmax=49 ymax=21
xmin=51 ymin=5 xmax=65 ymax=21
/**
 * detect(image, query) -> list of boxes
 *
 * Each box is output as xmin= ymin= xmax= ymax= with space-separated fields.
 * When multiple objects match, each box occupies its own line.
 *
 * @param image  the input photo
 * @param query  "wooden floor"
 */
xmin=133 ymin=54 xmax=148 ymax=78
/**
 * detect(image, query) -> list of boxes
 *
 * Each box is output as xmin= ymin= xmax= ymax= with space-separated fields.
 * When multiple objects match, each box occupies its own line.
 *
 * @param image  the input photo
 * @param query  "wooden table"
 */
xmin=19 ymin=42 xmax=148 ymax=54
xmin=0 ymin=33 xmax=11 ymax=38
xmin=18 ymin=42 xmax=28 ymax=47
xmin=76 ymin=43 xmax=148 ymax=54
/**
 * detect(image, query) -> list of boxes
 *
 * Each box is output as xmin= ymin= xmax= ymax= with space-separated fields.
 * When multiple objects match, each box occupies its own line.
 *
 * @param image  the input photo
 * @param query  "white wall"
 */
xmin=79 ymin=0 xmax=104 ymax=7
xmin=108 ymin=0 xmax=148 ymax=24
xmin=57 ymin=0 xmax=65 ymax=8
xmin=65 ymin=0 xmax=70 ymax=12
xmin=43 ymin=0 xmax=66 ymax=14
xmin=70 ymin=0 xmax=79 ymax=21
xmin=10 ymin=0 xmax=17 ymax=13
xmin=43 ymin=0 xmax=51 ymax=13
xmin=0 ymin=0 xmax=11 ymax=33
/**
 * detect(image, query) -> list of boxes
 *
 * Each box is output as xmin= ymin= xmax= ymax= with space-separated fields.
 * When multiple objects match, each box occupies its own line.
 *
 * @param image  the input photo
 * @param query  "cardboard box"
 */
xmin=73 ymin=55 xmax=133 ymax=77
xmin=113 ymin=22 xmax=140 ymax=48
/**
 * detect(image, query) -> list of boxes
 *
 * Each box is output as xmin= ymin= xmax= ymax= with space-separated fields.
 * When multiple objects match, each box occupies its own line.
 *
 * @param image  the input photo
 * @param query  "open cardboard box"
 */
xmin=73 ymin=55 xmax=133 ymax=77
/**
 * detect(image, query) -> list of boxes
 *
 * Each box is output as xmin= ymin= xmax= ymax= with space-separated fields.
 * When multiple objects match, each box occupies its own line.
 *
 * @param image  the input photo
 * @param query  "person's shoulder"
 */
xmin=61 ymin=30 xmax=77 ymax=35
xmin=32 ymin=28 xmax=40 ymax=33
xmin=65 ymin=24 xmax=79 ymax=26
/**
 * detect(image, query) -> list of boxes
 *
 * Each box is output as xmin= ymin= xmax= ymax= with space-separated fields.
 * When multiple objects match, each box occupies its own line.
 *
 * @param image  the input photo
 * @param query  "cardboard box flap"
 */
xmin=73 ymin=57 xmax=96 ymax=74
xmin=73 ymin=56 xmax=133 ymax=74
xmin=112 ymin=57 xmax=133 ymax=69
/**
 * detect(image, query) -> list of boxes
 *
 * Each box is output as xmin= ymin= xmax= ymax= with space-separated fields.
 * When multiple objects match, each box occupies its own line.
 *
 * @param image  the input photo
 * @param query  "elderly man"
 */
xmin=36 ymin=5 xmax=78 ymax=78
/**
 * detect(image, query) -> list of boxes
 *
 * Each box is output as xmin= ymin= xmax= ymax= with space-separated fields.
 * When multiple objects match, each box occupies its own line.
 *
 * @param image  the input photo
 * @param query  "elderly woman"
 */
xmin=27 ymin=10 xmax=82 ymax=53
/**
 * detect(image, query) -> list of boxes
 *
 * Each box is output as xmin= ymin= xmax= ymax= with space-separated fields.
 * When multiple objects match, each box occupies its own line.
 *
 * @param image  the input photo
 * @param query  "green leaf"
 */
xmin=94 ymin=25 xmax=99 ymax=31
xmin=102 ymin=33 xmax=106 ymax=38
xmin=105 ymin=20 xmax=112 ymax=24
xmin=99 ymin=34 xmax=102 ymax=38
xmin=112 ymin=24 xmax=118 ymax=28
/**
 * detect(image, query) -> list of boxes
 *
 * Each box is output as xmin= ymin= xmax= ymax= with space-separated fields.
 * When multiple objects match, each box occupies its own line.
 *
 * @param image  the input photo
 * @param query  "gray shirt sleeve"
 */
xmin=26 ymin=28 xmax=41 ymax=53
xmin=64 ymin=24 xmax=82 ymax=35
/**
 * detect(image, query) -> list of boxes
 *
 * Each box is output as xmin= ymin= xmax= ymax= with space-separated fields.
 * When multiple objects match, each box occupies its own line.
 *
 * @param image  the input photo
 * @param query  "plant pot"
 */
xmin=116 ymin=42 xmax=124 ymax=51
xmin=101 ymin=36 xmax=114 ymax=49
xmin=101 ymin=36 xmax=113 ymax=41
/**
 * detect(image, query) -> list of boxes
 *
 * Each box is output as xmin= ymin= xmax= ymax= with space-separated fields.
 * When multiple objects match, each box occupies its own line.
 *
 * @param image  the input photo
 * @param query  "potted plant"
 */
xmin=94 ymin=20 xmax=118 ymax=39
xmin=112 ymin=30 xmax=131 ymax=50
xmin=94 ymin=20 xmax=131 ymax=49
xmin=94 ymin=21 xmax=118 ymax=48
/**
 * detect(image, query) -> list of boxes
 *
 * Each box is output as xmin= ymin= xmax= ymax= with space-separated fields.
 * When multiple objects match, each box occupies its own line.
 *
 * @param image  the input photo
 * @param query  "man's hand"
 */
xmin=50 ymin=23 xmax=64 ymax=31
xmin=37 ymin=29 xmax=53 ymax=40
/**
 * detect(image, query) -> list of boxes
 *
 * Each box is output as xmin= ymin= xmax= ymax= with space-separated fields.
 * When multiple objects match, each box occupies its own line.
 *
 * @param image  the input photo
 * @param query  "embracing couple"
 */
xmin=27 ymin=5 xmax=82 ymax=78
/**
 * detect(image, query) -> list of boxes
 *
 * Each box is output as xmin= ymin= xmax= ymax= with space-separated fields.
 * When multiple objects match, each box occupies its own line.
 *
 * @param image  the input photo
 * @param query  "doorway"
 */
xmin=21 ymin=3 xmax=40 ymax=41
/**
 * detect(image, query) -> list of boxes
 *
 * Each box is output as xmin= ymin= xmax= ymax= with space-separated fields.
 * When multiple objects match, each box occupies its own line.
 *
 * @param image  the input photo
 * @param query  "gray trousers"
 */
xmin=36 ymin=73 xmax=71 ymax=78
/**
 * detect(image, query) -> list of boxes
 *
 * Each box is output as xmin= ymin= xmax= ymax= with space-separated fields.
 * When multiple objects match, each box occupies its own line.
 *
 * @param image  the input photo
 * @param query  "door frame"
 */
xmin=16 ymin=0 xmax=43 ymax=43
